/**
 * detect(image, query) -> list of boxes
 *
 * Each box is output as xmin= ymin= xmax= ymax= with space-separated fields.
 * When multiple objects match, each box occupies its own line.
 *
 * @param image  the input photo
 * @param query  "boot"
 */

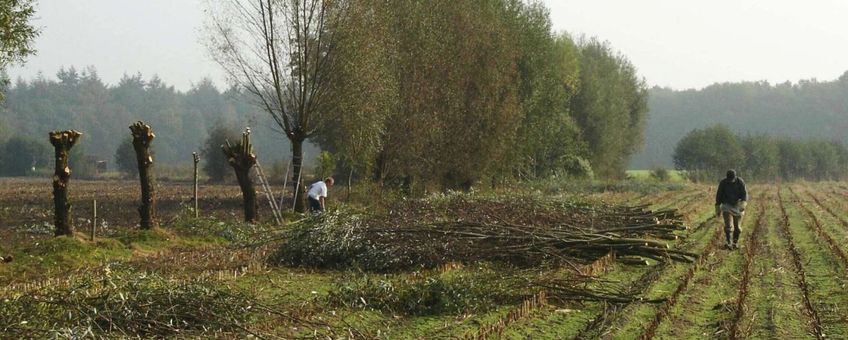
xmin=725 ymin=230 xmax=733 ymax=249
xmin=733 ymin=229 xmax=741 ymax=249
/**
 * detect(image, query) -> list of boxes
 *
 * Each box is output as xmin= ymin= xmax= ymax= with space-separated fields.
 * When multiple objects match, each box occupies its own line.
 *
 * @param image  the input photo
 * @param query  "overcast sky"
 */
xmin=9 ymin=0 xmax=848 ymax=91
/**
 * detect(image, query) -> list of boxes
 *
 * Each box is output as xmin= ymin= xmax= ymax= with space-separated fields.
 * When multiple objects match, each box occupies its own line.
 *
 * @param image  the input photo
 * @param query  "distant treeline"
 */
xmin=0 ymin=68 xmax=322 ymax=175
xmin=632 ymin=73 xmax=848 ymax=169
xmin=673 ymin=125 xmax=848 ymax=182
xmin=314 ymin=0 xmax=647 ymax=190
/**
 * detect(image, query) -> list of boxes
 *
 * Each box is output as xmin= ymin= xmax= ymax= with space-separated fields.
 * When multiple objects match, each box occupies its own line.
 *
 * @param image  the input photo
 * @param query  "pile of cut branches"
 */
xmin=274 ymin=193 xmax=695 ymax=272
xmin=0 ymin=267 xmax=257 ymax=338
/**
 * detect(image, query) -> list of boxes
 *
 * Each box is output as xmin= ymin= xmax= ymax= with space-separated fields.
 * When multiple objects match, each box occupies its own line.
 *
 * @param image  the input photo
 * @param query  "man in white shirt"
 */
xmin=307 ymin=177 xmax=334 ymax=212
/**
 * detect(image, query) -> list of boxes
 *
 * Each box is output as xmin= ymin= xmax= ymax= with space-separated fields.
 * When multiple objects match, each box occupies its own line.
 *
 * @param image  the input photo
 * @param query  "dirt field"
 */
xmin=2 ymin=179 xmax=848 ymax=338
xmin=0 ymin=177 xmax=274 ymax=229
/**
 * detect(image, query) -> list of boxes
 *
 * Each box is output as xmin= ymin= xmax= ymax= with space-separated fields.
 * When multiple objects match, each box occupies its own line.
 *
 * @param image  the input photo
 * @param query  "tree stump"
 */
xmin=49 ymin=130 xmax=82 ymax=237
xmin=222 ymin=128 xmax=258 ymax=223
xmin=130 ymin=121 xmax=158 ymax=229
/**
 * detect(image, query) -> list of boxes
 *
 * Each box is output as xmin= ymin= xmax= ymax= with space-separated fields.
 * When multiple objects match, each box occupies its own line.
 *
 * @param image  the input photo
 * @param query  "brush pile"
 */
xmin=0 ymin=267 xmax=256 ymax=338
xmin=274 ymin=193 xmax=695 ymax=272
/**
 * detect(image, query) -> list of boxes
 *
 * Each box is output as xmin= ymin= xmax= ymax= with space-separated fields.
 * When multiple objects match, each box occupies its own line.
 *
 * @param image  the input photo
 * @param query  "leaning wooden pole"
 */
xmin=49 ymin=130 xmax=82 ymax=237
xmin=130 ymin=121 xmax=158 ymax=229
xmin=222 ymin=128 xmax=258 ymax=223
xmin=193 ymin=152 xmax=200 ymax=219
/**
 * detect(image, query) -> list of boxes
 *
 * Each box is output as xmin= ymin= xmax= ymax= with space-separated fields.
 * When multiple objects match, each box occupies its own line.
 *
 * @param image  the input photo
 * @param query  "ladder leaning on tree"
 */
xmin=254 ymin=159 xmax=282 ymax=225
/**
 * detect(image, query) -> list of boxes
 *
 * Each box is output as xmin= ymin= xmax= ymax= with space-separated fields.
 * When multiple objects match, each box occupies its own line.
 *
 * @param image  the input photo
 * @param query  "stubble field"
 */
xmin=1 ymin=178 xmax=847 ymax=339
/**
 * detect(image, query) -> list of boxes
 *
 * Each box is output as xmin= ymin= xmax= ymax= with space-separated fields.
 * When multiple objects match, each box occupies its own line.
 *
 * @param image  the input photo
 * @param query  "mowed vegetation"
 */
xmin=2 ymin=178 xmax=847 ymax=338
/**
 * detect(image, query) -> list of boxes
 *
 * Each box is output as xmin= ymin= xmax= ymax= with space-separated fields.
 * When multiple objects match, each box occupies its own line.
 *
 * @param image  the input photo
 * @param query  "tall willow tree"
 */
xmin=314 ymin=0 xmax=397 ymax=180
xmin=206 ymin=0 xmax=349 ymax=212
xmin=373 ymin=0 xmax=523 ymax=190
xmin=314 ymin=0 xmax=651 ymax=188
xmin=571 ymin=38 xmax=648 ymax=178
xmin=506 ymin=1 xmax=584 ymax=179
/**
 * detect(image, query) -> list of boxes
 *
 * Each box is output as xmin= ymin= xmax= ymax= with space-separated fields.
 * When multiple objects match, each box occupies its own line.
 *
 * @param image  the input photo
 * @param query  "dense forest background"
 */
xmin=0 ymin=68 xmax=320 ymax=170
xmin=631 ymin=73 xmax=848 ymax=169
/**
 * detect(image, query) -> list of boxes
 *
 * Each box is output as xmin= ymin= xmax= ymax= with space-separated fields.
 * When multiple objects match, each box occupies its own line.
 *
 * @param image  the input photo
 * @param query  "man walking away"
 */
xmin=715 ymin=169 xmax=748 ymax=249
xmin=307 ymin=177 xmax=334 ymax=213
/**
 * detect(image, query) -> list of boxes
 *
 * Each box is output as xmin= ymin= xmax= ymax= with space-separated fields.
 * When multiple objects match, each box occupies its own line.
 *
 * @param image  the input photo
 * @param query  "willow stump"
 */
xmin=130 ymin=121 xmax=158 ymax=229
xmin=49 ymin=130 xmax=82 ymax=236
xmin=223 ymin=128 xmax=258 ymax=223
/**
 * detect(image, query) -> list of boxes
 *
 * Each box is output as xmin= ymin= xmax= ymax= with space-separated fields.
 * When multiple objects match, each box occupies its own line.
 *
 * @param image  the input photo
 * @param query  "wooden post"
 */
xmin=292 ymin=164 xmax=303 ymax=211
xmin=347 ymin=168 xmax=353 ymax=201
xmin=49 ymin=130 xmax=82 ymax=237
xmin=278 ymin=161 xmax=290 ymax=209
xmin=91 ymin=200 xmax=97 ymax=241
xmin=193 ymin=152 xmax=199 ymax=219
xmin=130 ymin=121 xmax=158 ymax=229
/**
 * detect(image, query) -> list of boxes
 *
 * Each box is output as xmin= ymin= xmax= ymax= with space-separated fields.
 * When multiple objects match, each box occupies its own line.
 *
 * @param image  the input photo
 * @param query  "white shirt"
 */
xmin=307 ymin=181 xmax=328 ymax=200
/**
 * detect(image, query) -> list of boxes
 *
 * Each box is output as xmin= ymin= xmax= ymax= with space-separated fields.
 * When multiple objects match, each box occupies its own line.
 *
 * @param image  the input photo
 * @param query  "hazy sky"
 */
xmin=9 ymin=0 xmax=848 ymax=91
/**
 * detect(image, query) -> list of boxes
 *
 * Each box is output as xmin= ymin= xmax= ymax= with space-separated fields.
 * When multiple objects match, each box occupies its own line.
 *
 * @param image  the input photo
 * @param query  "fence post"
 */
xmin=91 ymin=199 xmax=97 ymax=241
xmin=193 ymin=152 xmax=199 ymax=219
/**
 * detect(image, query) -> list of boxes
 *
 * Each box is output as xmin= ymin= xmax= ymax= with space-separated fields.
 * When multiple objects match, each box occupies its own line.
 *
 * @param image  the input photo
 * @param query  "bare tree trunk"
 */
xmin=223 ymin=128 xmax=258 ymax=223
xmin=130 ymin=121 xmax=158 ymax=229
xmin=49 ymin=130 xmax=82 ymax=237
xmin=291 ymin=138 xmax=306 ymax=213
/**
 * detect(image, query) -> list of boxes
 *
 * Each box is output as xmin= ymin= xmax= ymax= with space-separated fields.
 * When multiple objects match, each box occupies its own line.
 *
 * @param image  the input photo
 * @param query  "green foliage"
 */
xmin=202 ymin=123 xmax=239 ymax=183
xmin=673 ymin=124 xmax=744 ymax=182
xmin=0 ymin=0 xmax=39 ymax=68
xmin=327 ymin=268 xmax=522 ymax=316
xmin=524 ymin=176 xmax=685 ymax=195
xmin=0 ymin=135 xmax=48 ymax=175
xmin=741 ymin=134 xmax=779 ymax=180
xmin=673 ymin=124 xmax=848 ymax=182
xmin=634 ymin=74 xmax=848 ymax=169
xmin=0 ymin=0 xmax=39 ymax=102
xmin=0 ymin=70 xmax=313 ymax=169
xmin=313 ymin=0 xmax=645 ymax=189
xmin=0 ymin=269 xmax=255 ymax=338
xmin=650 ymin=166 xmax=670 ymax=182
xmin=68 ymin=142 xmax=97 ymax=180
xmin=571 ymin=38 xmax=648 ymax=179
xmin=557 ymin=155 xmax=594 ymax=179
xmin=114 ymin=137 xmax=136 ymax=177
xmin=315 ymin=151 xmax=336 ymax=180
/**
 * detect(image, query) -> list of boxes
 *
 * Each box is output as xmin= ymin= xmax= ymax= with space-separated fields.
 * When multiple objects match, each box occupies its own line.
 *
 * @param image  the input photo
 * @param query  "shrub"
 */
xmin=0 ymin=136 xmax=50 ymax=176
xmin=114 ymin=137 xmax=136 ymax=177
xmin=315 ymin=151 xmax=336 ymax=179
xmin=0 ymin=269 xmax=255 ymax=337
xmin=327 ymin=267 xmax=522 ymax=315
xmin=650 ymin=167 xmax=670 ymax=181
xmin=202 ymin=124 xmax=240 ymax=183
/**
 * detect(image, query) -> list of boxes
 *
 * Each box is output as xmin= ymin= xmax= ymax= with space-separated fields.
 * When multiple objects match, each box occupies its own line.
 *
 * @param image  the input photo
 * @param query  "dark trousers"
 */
xmin=308 ymin=197 xmax=322 ymax=212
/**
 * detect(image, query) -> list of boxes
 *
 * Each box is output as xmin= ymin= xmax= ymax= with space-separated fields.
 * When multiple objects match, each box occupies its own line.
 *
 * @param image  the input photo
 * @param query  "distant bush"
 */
xmin=202 ymin=124 xmax=240 ymax=183
xmin=0 ymin=136 xmax=50 ymax=176
xmin=650 ymin=167 xmax=670 ymax=182
xmin=68 ymin=144 xmax=98 ymax=180
xmin=674 ymin=124 xmax=848 ymax=182
xmin=557 ymin=155 xmax=594 ymax=179
xmin=525 ymin=177 xmax=685 ymax=195
xmin=115 ymin=138 xmax=137 ymax=178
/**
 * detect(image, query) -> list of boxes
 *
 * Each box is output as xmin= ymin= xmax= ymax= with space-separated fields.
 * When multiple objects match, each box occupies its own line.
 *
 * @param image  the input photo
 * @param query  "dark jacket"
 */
xmin=715 ymin=177 xmax=748 ymax=205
